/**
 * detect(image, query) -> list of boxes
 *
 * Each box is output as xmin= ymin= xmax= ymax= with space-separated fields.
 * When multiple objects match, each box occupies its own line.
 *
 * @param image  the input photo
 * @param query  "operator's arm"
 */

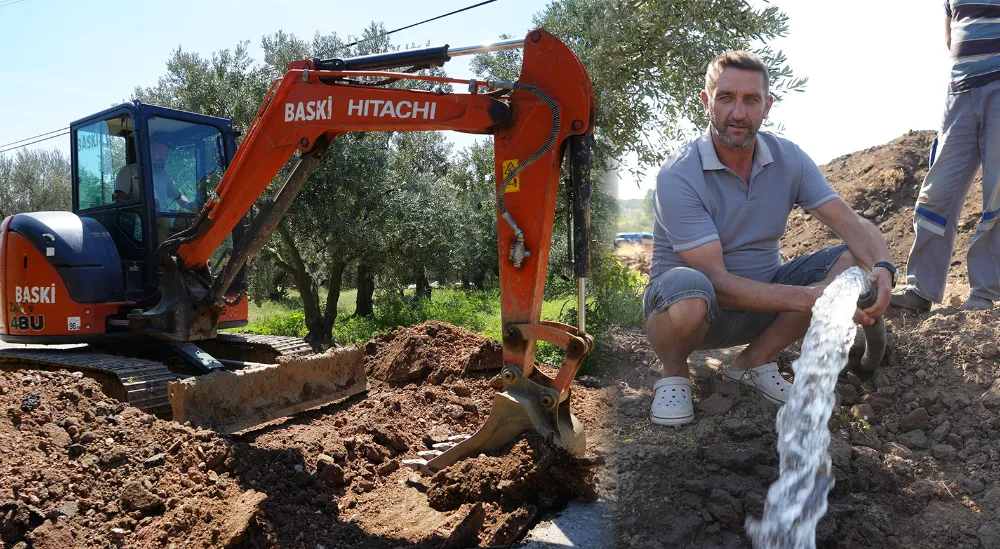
xmin=677 ymin=241 xmax=818 ymax=313
xmin=114 ymin=165 xmax=135 ymax=201
xmin=946 ymin=17 xmax=952 ymax=50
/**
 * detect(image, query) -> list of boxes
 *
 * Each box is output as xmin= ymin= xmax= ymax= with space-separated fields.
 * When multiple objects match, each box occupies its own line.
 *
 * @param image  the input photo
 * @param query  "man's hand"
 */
xmin=854 ymin=268 xmax=892 ymax=326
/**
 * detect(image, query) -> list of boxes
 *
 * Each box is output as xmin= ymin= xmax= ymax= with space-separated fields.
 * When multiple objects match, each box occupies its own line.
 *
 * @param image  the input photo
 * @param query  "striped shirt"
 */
xmin=947 ymin=0 xmax=1000 ymax=92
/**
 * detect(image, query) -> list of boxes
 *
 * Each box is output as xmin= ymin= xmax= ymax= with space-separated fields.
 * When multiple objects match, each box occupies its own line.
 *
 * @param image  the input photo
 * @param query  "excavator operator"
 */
xmin=114 ymin=141 xmax=195 ymax=213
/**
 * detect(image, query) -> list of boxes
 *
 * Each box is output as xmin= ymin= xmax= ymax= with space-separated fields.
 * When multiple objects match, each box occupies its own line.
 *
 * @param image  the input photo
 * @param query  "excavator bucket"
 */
xmin=168 ymin=346 xmax=368 ymax=434
xmin=426 ymin=364 xmax=585 ymax=471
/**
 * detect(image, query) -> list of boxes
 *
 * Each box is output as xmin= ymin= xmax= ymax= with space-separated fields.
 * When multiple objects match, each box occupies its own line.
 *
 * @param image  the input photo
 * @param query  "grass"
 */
xmin=238 ymin=257 xmax=646 ymax=376
xmin=240 ymin=288 xmax=576 ymax=347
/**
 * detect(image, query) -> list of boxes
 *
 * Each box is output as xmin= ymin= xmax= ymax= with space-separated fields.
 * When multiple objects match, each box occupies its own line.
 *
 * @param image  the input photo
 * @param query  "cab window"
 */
xmin=147 ymin=117 xmax=226 ymax=215
xmin=75 ymin=115 xmax=137 ymax=209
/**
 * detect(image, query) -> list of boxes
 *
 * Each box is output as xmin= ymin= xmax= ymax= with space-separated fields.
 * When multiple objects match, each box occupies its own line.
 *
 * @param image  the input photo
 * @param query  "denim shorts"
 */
xmin=642 ymin=244 xmax=848 ymax=350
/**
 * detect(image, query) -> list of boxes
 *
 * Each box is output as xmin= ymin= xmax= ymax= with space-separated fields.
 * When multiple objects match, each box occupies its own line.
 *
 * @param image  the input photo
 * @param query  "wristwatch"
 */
xmin=873 ymin=261 xmax=898 ymax=288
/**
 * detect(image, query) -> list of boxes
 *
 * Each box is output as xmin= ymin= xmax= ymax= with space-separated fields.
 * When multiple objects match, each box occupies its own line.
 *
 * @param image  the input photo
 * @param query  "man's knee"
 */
xmin=647 ymin=296 xmax=710 ymax=346
xmin=643 ymin=267 xmax=717 ymax=323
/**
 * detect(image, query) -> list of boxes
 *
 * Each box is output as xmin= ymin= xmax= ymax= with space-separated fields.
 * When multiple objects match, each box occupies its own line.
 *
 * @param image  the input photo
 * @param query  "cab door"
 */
xmin=71 ymin=108 xmax=149 ymax=301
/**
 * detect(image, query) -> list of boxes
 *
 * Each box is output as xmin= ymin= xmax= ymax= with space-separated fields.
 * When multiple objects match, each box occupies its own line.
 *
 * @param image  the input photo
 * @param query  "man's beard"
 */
xmin=710 ymin=114 xmax=760 ymax=151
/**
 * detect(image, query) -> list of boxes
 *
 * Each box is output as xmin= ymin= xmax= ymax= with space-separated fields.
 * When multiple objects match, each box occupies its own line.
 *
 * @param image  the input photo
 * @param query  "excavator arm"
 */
xmin=132 ymin=29 xmax=597 ymax=464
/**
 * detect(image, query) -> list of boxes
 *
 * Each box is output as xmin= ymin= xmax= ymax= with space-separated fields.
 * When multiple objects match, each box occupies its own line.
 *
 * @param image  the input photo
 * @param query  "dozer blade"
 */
xmin=426 ymin=364 xmax=584 ymax=471
xmin=168 ymin=346 xmax=368 ymax=434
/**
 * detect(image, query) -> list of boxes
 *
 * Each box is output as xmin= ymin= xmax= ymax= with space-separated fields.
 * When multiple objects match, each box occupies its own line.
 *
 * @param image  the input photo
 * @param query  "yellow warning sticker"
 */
xmin=503 ymin=159 xmax=520 ymax=192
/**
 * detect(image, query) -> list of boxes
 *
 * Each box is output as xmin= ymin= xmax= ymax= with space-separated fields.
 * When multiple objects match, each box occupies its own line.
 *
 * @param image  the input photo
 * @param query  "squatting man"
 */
xmin=643 ymin=51 xmax=895 ymax=425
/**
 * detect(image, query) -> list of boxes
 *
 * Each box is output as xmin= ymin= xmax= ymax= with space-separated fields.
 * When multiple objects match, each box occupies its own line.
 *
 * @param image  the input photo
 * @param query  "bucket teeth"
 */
xmin=425 ymin=365 xmax=584 ymax=472
xmin=403 ymin=459 xmax=431 ymax=474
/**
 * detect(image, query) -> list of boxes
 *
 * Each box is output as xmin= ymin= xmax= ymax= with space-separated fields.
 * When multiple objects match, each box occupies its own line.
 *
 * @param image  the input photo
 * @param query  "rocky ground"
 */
xmin=0 ymin=321 xmax=613 ymax=549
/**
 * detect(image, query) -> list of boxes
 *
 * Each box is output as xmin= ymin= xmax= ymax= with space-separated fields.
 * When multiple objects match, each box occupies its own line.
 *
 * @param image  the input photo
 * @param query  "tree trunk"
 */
xmin=472 ymin=268 xmax=487 ymax=290
xmin=355 ymin=261 xmax=375 ymax=317
xmin=321 ymin=260 xmax=348 ymax=345
xmin=276 ymin=226 xmax=324 ymax=350
xmin=414 ymin=267 xmax=431 ymax=300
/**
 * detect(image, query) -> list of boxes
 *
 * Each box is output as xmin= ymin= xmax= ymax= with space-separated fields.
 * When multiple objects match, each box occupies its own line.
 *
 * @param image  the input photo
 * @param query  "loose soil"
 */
xmin=0 ymin=321 xmax=613 ymax=549
xmin=4 ymin=131 xmax=994 ymax=549
xmin=609 ymin=130 xmax=1000 ymax=548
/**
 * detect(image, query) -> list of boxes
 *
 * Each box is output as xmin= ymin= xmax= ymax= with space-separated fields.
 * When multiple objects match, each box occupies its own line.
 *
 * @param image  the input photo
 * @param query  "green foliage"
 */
xmin=617 ymin=189 xmax=655 ymax=232
xmin=0 ymin=149 xmax=72 ymax=216
xmin=558 ymin=249 xmax=646 ymax=331
xmin=473 ymin=0 xmax=805 ymax=172
xmin=245 ymin=310 xmax=307 ymax=337
xmin=133 ymin=42 xmax=269 ymax=133
xmin=586 ymin=253 xmax=648 ymax=330
xmin=536 ymin=0 xmax=806 ymax=170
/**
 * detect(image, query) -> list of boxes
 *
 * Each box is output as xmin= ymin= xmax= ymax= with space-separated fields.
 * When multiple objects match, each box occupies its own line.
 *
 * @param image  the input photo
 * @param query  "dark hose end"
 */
xmin=857 ymin=277 xmax=877 ymax=309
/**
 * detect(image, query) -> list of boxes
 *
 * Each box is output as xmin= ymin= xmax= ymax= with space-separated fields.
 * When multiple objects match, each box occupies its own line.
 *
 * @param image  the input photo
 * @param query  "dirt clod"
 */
xmin=20 ymin=391 xmax=40 ymax=412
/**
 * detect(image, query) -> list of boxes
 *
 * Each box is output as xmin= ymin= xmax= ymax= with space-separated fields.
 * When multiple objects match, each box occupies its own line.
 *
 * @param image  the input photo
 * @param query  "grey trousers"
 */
xmin=906 ymin=80 xmax=1000 ymax=302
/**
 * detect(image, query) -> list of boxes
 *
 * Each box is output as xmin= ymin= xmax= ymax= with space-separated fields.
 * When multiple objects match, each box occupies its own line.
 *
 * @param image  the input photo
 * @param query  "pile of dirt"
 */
xmin=782 ymin=130 xmax=984 ymax=299
xmin=423 ymin=432 xmax=599 ymax=546
xmin=230 ymin=321 xmax=607 ymax=548
xmin=616 ymin=243 xmax=652 ymax=275
xmin=607 ymin=312 xmax=1000 ymax=548
xmin=365 ymin=320 xmax=504 ymax=384
xmin=0 ymin=321 xmax=609 ymax=549
xmin=0 ymin=370 xmax=258 ymax=549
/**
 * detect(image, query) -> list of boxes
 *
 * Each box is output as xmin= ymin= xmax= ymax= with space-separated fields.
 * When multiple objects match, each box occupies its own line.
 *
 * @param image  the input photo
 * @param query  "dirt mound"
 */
xmin=365 ymin=321 xmax=504 ymax=384
xmin=783 ymin=130 xmax=983 ymax=298
xmin=230 ymin=321 xmax=605 ymax=548
xmin=428 ymin=432 xmax=597 ymax=510
xmin=617 ymin=243 xmax=652 ymax=275
xmin=608 ymin=305 xmax=1000 ymax=548
xmin=424 ymin=432 xmax=599 ymax=546
xmin=0 ymin=370 xmax=257 ymax=549
xmin=0 ymin=321 xmax=607 ymax=549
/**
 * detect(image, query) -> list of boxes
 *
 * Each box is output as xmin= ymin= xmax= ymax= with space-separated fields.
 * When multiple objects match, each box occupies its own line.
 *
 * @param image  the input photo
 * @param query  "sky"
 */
xmin=620 ymin=0 xmax=952 ymax=200
xmin=0 ymin=0 xmax=541 ymax=154
xmin=0 ymin=0 xmax=953 ymax=201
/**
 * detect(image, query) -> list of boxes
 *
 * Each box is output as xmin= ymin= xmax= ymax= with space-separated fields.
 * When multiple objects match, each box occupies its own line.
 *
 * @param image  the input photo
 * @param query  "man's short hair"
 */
xmin=705 ymin=51 xmax=770 ymax=97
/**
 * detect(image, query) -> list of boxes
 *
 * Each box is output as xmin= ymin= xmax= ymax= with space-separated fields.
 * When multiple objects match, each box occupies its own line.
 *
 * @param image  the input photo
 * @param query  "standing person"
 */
xmin=644 ymin=51 xmax=894 ymax=426
xmin=891 ymin=1 xmax=1000 ymax=313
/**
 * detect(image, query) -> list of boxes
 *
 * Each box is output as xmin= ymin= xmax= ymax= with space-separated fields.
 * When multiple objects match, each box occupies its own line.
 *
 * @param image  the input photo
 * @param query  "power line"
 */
xmin=0 ymin=132 xmax=69 ymax=155
xmin=0 ymin=127 xmax=69 ymax=150
xmin=345 ymin=0 xmax=499 ymax=48
xmin=3 ymin=0 xmax=501 ymax=152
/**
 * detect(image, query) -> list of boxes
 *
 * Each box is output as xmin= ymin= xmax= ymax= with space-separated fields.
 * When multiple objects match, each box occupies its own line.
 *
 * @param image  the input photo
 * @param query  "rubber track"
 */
xmin=0 ymin=335 xmax=315 ymax=418
xmin=213 ymin=333 xmax=315 ymax=357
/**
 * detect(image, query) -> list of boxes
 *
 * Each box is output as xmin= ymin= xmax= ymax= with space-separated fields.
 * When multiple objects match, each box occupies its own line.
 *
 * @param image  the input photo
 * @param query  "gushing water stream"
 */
xmin=745 ymin=267 xmax=870 ymax=549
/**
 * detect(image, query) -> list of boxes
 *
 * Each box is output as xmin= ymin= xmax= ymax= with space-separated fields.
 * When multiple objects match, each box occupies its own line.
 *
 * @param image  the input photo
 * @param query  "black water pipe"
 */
xmin=856 ymin=278 xmax=886 ymax=372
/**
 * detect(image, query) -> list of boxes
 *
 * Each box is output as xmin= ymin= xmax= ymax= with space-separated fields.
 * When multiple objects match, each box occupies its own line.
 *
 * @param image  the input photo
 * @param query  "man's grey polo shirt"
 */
xmin=650 ymin=131 xmax=839 ymax=283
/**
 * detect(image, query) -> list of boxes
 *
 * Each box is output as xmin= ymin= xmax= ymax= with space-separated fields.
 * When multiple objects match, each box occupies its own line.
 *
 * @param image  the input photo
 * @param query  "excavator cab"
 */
xmin=0 ymin=102 xmax=366 ymax=427
xmin=70 ymin=102 xmax=245 ymax=310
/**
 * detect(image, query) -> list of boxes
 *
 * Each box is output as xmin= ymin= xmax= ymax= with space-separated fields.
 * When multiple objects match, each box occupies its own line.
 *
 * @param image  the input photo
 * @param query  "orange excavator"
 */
xmin=0 ymin=29 xmax=595 ymax=468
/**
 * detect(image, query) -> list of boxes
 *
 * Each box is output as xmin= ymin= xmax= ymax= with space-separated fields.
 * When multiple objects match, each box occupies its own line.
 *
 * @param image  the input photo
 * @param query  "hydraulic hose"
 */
xmin=856 ymin=278 xmax=886 ymax=372
xmin=487 ymin=80 xmax=561 ymax=266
